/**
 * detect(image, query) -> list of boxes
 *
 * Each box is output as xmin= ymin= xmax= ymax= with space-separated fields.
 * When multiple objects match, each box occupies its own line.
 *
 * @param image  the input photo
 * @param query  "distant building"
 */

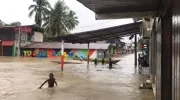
xmin=21 ymin=42 xmax=110 ymax=59
xmin=124 ymin=43 xmax=134 ymax=53
xmin=0 ymin=25 xmax=43 ymax=56
xmin=105 ymin=38 xmax=126 ymax=57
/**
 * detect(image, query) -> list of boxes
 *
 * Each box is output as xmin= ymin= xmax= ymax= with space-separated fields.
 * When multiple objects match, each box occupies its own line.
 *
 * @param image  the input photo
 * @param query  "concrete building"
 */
xmin=0 ymin=25 xmax=43 ymax=56
xmin=21 ymin=42 xmax=110 ymax=59
xmin=106 ymin=38 xmax=126 ymax=57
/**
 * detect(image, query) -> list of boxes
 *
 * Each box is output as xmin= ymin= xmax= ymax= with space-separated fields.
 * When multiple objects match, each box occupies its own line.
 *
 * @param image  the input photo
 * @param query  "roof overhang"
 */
xmin=48 ymin=22 xmax=142 ymax=43
xmin=77 ymin=0 xmax=159 ymax=19
xmin=0 ymin=25 xmax=43 ymax=33
xmin=95 ymin=11 xmax=156 ymax=20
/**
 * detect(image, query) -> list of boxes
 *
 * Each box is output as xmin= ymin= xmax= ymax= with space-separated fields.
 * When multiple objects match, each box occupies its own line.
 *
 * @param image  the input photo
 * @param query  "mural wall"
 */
xmin=22 ymin=48 xmax=98 ymax=59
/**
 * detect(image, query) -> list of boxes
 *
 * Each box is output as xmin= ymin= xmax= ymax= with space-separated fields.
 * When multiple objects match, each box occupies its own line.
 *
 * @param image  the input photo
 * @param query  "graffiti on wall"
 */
xmin=22 ymin=49 xmax=97 ymax=59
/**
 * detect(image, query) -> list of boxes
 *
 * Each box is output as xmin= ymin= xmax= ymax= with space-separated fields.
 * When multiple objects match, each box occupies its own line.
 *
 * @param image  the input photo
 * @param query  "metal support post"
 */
xmin=61 ymin=40 xmax=64 ymax=71
xmin=87 ymin=43 xmax=90 ymax=68
xmin=135 ymin=33 xmax=137 ymax=66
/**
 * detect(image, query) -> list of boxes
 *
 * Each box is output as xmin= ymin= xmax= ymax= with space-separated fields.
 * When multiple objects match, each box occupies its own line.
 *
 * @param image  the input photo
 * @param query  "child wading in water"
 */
xmin=109 ymin=58 xmax=113 ymax=69
xmin=138 ymin=54 xmax=143 ymax=68
xmin=80 ymin=56 xmax=83 ymax=63
xmin=39 ymin=73 xmax=58 ymax=89
xmin=94 ymin=58 xmax=98 ymax=66
xmin=102 ymin=58 xmax=105 ymax=65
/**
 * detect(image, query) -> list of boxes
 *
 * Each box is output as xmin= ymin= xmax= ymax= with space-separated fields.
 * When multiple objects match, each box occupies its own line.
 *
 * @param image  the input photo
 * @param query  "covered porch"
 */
xmin=76 ymin=0 xmax=178 ymax=100
xmin=49 ymin=22 xmax=141 ymax=71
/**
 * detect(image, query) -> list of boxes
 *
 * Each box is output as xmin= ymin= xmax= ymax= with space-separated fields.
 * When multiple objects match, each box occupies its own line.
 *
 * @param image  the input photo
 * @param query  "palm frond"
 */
xmin=42 ymin=0 xmax=79 ymax=37
xmin=29 ymin=0 xmax=51 ymax=27
xmin=28 ymin=4 xmax=37 ymax=10
xmin=29 ymin=10 xmax=36 ymax=18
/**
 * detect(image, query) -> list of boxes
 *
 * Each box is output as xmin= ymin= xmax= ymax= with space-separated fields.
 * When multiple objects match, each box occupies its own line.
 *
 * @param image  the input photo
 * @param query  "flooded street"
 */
xmin=0 ymin=54 xmax=154 ymax=100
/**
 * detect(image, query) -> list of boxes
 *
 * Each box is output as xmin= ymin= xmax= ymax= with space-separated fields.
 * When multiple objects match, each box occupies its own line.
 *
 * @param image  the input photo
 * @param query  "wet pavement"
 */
xmin=0 ymin=54 xmax=154 ymax=100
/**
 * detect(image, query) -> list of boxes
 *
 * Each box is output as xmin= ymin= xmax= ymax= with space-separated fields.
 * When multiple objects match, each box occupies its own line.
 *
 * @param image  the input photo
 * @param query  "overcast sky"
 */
xmin=0 ymin=0 xmax=135 ymax=43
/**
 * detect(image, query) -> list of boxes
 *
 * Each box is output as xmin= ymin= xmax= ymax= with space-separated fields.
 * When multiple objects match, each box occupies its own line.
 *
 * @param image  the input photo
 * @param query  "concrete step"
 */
xmin=139 ymin=79 xmax=153 ymax=90
xmin=152 ymin=84 xmax=156 ymax=97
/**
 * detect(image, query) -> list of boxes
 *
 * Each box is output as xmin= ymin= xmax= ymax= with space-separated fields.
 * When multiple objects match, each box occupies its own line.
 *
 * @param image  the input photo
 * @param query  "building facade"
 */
xmin=76 ymin=0 xmax=180 ymax=99
xmin=0 ymin=25 xmax=43 ymax=56
xmin=21 ymin=42 xmax=110 ymax=59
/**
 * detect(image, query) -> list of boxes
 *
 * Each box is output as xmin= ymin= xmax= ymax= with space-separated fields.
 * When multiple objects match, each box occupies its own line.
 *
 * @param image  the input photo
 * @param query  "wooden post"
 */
xmin=87 ymin=43 xmax=90 ymax=68
xmin=2 ymin=46 xmax=3 ymax=56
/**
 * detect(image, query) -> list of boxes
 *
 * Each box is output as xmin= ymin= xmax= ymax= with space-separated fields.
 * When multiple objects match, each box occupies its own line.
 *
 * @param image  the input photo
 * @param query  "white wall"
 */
xmin=90 ymin=50 xmax=97 ymax=59
xmin=32 ymin=32 xmax=43 ymax=42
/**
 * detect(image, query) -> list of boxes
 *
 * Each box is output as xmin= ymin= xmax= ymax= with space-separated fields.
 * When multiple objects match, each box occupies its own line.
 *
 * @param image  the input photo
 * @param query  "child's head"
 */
xmin=49 ymin=73 xmax=54 ymax=78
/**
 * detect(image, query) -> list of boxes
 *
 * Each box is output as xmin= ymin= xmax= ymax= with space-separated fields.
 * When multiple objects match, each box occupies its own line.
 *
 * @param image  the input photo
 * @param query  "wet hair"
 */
xmin=49 ymin=73 xmax=54 ymax=77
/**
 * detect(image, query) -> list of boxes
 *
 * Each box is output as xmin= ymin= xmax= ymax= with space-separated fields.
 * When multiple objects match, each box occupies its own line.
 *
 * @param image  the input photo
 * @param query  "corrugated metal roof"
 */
xmin=49 ymin=22 xmax=141 ymax=43
xmin=23 ymin=42 xmax=110 ymax=50
xmin=77 ymin=0 xmax=159 ymax=18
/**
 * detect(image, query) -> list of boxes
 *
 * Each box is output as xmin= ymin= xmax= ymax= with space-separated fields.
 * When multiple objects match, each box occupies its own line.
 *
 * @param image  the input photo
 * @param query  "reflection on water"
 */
xmin=0 ymin=54 xmax=154 ymax=100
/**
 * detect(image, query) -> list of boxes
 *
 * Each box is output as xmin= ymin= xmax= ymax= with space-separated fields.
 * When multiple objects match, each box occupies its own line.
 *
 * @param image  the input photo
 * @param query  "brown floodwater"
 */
xmin=0 ymin=54 xmax=154 ymax=100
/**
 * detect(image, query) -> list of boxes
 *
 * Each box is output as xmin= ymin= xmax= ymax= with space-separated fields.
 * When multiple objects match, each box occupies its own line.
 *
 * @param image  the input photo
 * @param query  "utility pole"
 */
xmin=17 ymin=25 xmax=21 ymax=57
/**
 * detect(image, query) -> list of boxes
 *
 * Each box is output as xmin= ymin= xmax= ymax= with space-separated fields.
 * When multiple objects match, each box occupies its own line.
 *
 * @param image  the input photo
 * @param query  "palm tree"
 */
xmin=43 ymin=0 xmax=79 ymax=37
xmin=28 ymin=0 xmax=51 ymax=27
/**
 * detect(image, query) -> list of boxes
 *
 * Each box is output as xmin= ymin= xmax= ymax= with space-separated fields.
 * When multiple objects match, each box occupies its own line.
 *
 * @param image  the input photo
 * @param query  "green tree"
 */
xmin=43 ymin=0 xmax=79 ymax=37
xmin=10 ymin=22 xmax=21 ymax=26
xmin=0 ymin=20 xmax=6 ymax=27
xmin=28 ymin=0 xmax=51 ymax=27
xmin=0 ymin=24 xmax=3 ymax=27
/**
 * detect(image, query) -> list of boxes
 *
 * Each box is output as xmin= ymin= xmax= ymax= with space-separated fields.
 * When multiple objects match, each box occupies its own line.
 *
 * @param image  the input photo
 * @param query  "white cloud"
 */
xmin=0 ymin=0 xmax=34 ymax=25
xmin=0 ymin=0 xmax=134 ymax=43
